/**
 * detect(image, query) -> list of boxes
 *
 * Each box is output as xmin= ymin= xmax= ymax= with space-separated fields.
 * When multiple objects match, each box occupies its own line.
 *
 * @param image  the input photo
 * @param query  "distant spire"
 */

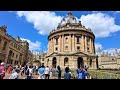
xmin=98 ymin=47 xmax=101 ymax=52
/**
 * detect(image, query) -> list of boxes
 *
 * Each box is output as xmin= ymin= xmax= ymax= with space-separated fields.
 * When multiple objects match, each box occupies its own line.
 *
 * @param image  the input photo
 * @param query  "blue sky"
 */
xmin=0 ymin=11 xmax=120 ymax=54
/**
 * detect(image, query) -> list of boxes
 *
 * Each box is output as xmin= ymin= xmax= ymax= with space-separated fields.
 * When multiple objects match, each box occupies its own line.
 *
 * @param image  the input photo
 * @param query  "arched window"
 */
xmin=2 ymin=41 xmax=7 ymax=50
xmin=76 ymin=36 xmax=81 ymax=44
xmin=77 ymin=46 xmax=80 ymax=51
xmin=64 ymin=57 xmax=69 ymax=66
xmin=52 ymin=57 xmax=57 ymax=68
xmin=65 ymin=46 xmax=68 ymax=50
xmin=65 ymin=37 xmax=68 ymax=43
xmin=55 ymin=38 xmax=58 ymax=45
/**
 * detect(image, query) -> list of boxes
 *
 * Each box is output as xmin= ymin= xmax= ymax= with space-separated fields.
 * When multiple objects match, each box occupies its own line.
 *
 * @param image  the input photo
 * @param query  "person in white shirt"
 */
xmin=9 ymin=69 xmax=19 ymax=79
xmin=50 ymin=66 xmax=53 ymax=77
xmin=27 ymin=66 xmax=33 ymax=79
xmin=44 ymin=66 xmax=50 ymax=79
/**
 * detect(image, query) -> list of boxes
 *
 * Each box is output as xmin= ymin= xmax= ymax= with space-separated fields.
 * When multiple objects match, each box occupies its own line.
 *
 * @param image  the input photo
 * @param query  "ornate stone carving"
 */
xmin=79 ymin=21 xmax=82 ymax=26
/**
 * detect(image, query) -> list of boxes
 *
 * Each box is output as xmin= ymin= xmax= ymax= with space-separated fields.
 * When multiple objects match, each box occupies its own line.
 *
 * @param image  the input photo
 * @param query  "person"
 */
xmin=7 ymin=65 xmax=12 ymax=74
xmin=76 ymin=66 xmax=85 ymax=79
xmin=32 ymin=66 xmax=36 ymax=75
xmin=84 ymin=69 xmax=91 ymax=79
xmin=9 ymin=69 xmax=19 ymax=79
xmin=56 ymin=66 xmax=62 ymax=79
xmin=21 ymin=67 xmax=24 ymax=76
xmin=44 ymin=66 xmax=50 ymax=79
xmin=26 ymin=66 xmax=33 ymax=79
xmin=38 ymin=64 xmax=45 ymax=79
xmin=64 ymin=67 xmax=71 ymax=79
xmin=35 ymin=65 xmax=38 ymax=75
xmin=0 ymin=62 xmax=5 ymax=79
xmin=25 ymin=67 xmax=30 ymax=79
xmin=24 ymin=64 xmax=28 ymax=74
xmin=50 ymin=66 xmax=53 ymax=77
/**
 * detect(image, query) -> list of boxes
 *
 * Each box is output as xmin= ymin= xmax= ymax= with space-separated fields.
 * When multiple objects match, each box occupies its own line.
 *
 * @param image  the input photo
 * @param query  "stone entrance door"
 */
xmin=52 ymin=57 xmax=57 ymax=68
xmin=77 ymin=57 xmax=84 ymax=68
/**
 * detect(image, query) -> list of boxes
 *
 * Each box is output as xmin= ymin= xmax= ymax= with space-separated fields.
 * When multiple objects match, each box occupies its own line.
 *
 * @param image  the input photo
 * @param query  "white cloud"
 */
xmin=95 ymin=43 xmax=103 ymax=52
xmin=80 ymin=12 xmax=120 ymax=38
xmin=20 ymin=38 xmax=41 ymax=52
xmin=15 ymin=11 xmax=120 ymax=38
xmin=92 ymin=11 xmax=101 ymax=13
xmin=111 ymin=11 xmax=120 ymax=13
xmin=103 ymin=48 xmax=120 ymax=56
xmin=115 ymin=11 xmax=120 ymax=13
xmin=16 ymin=11 xmax=63 ymax=35
xmin=95 ymin=42 xmax=120 ymax=56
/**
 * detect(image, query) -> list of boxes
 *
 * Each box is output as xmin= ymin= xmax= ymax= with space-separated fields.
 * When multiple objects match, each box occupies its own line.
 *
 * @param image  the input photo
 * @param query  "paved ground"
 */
xmin=3 ymin=72 xmax=59 ymax=79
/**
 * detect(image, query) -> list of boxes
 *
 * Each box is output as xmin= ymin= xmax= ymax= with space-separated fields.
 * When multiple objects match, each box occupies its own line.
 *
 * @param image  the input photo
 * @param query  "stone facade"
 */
xmin=98 ymin=48 xmax=120 ymax=69
xmin=0 ymin=25 xmax=33 ymax=66
xmin=33 ymin=52 xmax=47 ymax=65
xmin=45 ymin=12 xmax=97 ymax=69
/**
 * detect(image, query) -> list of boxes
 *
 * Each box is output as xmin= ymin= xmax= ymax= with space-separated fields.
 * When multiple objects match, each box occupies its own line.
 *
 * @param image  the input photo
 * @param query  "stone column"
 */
xmin=61 ymin=34 xmax=64 ymax=52
xmin=72 ymin=34 xmax=75 ymax=52
xmin=92 ymin=38 xmax=94 ymax=54
xmin=61 ymin=35 xmax=62 ymax=52
xmin=85 ymin=36 xmax=87 ymax=52
xmin=69 ymin=34 xmax=72 ymax=52
xmin=52 ymin=38 xmax=54 ymax=52
xmin=81 ymin=35 xmax=84 ymax=52
xmin=91 ymin=38 xmax=92 ymax=54
xmin=60 ymin=35 xmax=62 ymax=52
xmin=71 ymin=34 xmax=73 ymax=52
xmin=93 ymin=39 xmax=95 ymax=54
xmin=49 ymin=58 xmax=52 ymax=67
xmin=58 ymin=36 xmax=60 ymax=52
xmin=90 ymin=38 xmax=92 ymax=53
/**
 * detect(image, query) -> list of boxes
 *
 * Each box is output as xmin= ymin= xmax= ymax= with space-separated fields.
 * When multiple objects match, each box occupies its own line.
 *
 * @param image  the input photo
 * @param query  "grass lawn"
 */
xmin=52 ymin=68 xmax=120 ymax=79
xmin=88 ymin=70 xmax=120 ymax=79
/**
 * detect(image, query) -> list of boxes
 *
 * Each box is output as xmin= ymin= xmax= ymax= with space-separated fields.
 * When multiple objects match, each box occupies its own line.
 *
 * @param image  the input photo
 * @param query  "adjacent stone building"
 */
xmin=0 ymin=25 xmax=33 ymax=66
xmin=98 ymin=47 xmax=120 ymax=69
xmin=33 ymin=52 xmax=47 ymax=66
xmin=45 ymin=12 xmax=97 ymax=69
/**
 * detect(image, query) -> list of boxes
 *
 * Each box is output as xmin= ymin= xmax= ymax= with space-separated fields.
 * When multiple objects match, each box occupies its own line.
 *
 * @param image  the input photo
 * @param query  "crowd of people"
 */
xmin=0 ymin=60 xmax=91 ymax=79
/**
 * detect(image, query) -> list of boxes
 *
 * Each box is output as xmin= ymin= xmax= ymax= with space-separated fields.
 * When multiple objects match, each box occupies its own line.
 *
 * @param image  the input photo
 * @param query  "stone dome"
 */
xmin=60 ymin=11 xmax=78 ymax=25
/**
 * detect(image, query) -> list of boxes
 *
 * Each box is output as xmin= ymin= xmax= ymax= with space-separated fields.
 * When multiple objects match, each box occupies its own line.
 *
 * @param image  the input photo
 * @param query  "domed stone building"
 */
xmin=45 ymin=11 xmax=98 ymax=69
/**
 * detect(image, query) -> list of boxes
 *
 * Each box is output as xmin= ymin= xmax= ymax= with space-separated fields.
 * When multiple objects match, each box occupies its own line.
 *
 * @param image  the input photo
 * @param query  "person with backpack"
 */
xmin=76 ymin=66 xmax=85 ymax=79
xmin=84 ymin=69 xmax=91 ymax=79
xmin=9 ymin=69 xmax=19 ymax=79
xmin=38 ymin=64 xmax=45 ymax=79
xmin=64 ymin=67 xmax=71 ymax=79
xmin=56 ymin=66 xmax=62 ymax=79
xmin=0 ymin=62 xmax=5 ymax=79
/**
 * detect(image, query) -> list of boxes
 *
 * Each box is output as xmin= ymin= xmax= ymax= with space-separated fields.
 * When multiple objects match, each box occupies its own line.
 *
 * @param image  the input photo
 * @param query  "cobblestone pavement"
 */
xmin=3 ymin=72 xmax=59 ymax=79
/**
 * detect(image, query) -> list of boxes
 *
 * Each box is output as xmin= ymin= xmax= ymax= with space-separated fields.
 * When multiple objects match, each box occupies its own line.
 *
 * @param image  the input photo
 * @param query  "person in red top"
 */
xmin=7 ymin=65 xmax=12 ymax=74
xmin=0 ymin=62 xmax=5 ymax=79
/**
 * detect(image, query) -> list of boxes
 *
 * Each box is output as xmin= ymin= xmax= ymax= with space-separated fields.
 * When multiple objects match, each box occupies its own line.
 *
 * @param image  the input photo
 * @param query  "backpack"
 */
xmin=25 ymin=69 xmax=29 ymax=75
xmin=64 ymin=72 xmax=71 ymax=79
